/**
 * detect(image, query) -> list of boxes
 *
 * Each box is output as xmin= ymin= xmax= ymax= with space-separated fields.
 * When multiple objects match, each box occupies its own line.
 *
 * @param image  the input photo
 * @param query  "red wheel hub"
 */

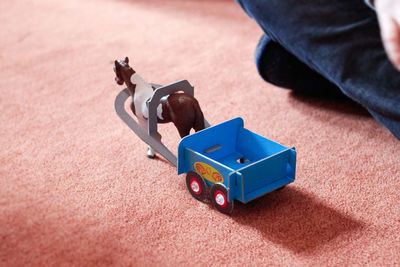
xmin=190 ymin=177 xmax=202 ymax=194
xmin=214 ymin=190 xmax=227 ymax=207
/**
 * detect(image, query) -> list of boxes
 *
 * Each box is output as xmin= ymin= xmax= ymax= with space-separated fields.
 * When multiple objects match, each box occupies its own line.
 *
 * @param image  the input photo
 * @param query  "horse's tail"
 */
xmin=193 ymin=99 xmax=205 ymax=132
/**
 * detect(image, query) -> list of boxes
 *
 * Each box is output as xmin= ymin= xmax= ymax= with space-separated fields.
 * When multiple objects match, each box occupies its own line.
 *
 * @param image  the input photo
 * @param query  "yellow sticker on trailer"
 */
xmin=194 ymin=162 xmax=224 ymax=183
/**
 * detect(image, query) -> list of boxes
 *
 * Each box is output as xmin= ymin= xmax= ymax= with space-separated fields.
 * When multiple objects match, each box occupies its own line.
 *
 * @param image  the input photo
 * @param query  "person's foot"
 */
xmin=255 ymin=34 xmax=344 ymax=97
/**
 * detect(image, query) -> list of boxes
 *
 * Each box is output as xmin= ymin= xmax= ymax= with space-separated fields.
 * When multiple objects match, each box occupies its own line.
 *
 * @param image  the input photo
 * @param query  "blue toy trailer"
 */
xmin=178 ymin=117 xmax=296 ymax=214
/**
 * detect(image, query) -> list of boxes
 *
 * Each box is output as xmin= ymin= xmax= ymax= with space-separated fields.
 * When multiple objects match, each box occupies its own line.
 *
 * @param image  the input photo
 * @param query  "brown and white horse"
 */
xmin=114 ymin=57 xmax=205 ymax=157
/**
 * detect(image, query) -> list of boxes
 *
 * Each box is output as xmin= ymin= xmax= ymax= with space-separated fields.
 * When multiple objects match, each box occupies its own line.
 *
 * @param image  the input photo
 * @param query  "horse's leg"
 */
xmin=137 ymin=116 xmax=155 ymax=159
xmin=192 ymin=101 xmax=205 ymax=132
xmin=170 ymin=107 xmax=196 ymax=138
xmin=176 ymin=124 xmax=192 ymax=138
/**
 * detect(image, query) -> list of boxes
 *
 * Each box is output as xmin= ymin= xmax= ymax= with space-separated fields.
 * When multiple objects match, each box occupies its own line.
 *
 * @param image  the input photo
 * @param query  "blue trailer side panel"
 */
xmin=229 ymin=171 xmax=242 ymax=202
xmin=287 ymin=148 xmax=296 ymax=180
xmin=226 ymin=171 xmax=240 ymax=202
xmin=236 ymin=149 xmax=295 ymax=203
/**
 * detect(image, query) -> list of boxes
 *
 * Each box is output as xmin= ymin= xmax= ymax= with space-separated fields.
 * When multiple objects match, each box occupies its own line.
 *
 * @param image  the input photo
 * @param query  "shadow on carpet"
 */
xmin=232 ymin=187 xmax=364 ymax=254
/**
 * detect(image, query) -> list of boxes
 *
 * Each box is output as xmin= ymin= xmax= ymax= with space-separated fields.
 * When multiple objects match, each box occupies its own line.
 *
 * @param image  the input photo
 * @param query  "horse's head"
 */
xmin=113 ymin=57 xmax=135 ymax=86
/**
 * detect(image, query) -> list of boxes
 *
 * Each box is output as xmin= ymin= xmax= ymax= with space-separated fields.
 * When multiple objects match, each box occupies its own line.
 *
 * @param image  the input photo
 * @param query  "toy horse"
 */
xmin=114 ymin=57 xmax=205 ymax=158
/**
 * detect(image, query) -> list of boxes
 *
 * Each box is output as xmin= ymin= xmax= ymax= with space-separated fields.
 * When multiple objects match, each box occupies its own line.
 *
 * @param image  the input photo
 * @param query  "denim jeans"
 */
xmin=236 ymin=0 xmax=400 ymax=140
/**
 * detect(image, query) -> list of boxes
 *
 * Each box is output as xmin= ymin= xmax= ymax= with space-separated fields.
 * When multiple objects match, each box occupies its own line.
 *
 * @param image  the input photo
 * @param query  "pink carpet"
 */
xmin=1 ymin=0 xmax=399 ymax=265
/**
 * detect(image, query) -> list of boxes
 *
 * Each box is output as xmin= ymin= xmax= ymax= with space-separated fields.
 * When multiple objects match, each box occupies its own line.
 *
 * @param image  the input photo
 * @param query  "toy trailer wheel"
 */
xmin=210 ymin=184 xmax=234 ymax=214
xmin=186 ymin=171 xmax=207 ymax=201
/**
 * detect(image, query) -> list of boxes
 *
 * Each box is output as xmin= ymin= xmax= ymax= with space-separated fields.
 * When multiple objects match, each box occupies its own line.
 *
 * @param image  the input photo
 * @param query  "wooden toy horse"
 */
xmin=113 ymin=57 xmax=205 ymax=157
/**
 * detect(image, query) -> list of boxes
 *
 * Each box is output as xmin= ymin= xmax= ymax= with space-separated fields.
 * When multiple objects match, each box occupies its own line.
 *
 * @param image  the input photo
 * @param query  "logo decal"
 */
xmin=194 ymin=162 xmax=223 ymax=183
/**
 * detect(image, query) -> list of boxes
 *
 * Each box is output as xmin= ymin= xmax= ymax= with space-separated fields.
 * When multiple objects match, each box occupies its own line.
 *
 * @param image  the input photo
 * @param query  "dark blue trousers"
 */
xmin=236 ymin=0 xmax=400 ymax=140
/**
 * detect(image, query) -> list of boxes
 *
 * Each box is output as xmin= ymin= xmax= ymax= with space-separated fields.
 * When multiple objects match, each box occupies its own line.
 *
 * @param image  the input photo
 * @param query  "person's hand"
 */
xmin=375 ymin=0 xmax=400 ymax=70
